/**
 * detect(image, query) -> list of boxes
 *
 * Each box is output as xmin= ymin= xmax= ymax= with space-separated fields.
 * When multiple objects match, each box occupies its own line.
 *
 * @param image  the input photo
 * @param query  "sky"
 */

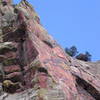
xmin=14 ymin=0 xmax=100 ymax=61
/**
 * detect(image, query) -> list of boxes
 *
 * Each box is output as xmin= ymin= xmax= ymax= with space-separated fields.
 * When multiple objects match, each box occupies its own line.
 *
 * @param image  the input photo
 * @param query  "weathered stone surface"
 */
xmin=0 ymin=0 xmax=100 ymax=100
xmin=0 ymin=42 xmax=17 ymax=54
xmin=4 ymin=65 xmax=21 ymax=74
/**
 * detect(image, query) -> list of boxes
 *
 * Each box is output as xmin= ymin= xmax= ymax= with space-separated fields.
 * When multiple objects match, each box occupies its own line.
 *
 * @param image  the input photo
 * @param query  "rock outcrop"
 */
xmin=0 ymin=0 xmax=100 ymax=100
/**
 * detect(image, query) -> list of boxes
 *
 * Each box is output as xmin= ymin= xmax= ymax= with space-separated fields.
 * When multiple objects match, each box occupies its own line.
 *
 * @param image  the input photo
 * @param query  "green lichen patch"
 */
xmin=0 ymin=42 xmax=17 ymax=54
xmin=3 ymin=58 xmax=18 ymax=66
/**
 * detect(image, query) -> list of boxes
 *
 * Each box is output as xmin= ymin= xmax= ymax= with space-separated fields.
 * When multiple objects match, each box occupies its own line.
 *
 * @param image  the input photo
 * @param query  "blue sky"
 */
xmin=14 ymin=0 xmax=100 ymax=61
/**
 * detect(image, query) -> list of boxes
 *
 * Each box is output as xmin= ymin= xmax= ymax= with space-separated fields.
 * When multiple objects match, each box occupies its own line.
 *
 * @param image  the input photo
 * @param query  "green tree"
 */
xmin=85 ymin=51 xmax=92 ymax=61
xmin=65 ymin=46 xmax=92 ymax=61
xmin=65 ymin=46 xmax=78 ymax=57
xmin=76 ymin=52 xmax=92 ymax=61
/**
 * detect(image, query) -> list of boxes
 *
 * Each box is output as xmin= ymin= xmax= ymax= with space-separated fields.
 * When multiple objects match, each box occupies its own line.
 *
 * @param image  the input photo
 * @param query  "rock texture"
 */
xmin=0 ymin=0 xmax=100 ymax=100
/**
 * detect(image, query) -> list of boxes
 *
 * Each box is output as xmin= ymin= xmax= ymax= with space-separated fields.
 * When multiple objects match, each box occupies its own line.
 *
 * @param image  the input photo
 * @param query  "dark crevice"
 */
xmin=0 ymin=74 xmax=3 ymax=82
xmin=37 ymin=67 xmax=48 ymax=74
xmin=3 ymin=27 xmax=27 ymax=42
xmin=2 ymin=1 xmax=7 ymax=6
xmin=43 ymin=40 xmax=54 ymax=48
xmin=18 ymin=40 xmax=25 ymax=72
xmin=0 ymin=47 xmax=17 ymax=55
xmin=76 ymin=76 xmax=100 ymax=100
xmin=4 ymin=75 xmax=22 ymax=83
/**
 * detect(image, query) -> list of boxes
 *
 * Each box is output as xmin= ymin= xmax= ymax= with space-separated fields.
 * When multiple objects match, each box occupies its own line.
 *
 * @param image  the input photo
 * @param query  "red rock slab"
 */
xmin=5 ymin=72 xmax=22 ymax=79
xmin=70 ymin=66 xmax=100 ymax=92
xmin=4 ymin=52 xmax=17 ymax=59
xmin=4 ymin=65 xmax=21 ymax=74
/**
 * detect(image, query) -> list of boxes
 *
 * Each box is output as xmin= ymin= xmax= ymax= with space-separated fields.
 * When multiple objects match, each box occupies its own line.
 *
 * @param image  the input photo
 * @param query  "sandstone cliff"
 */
xmin=0 ymin=0 xmax=100 ymax=100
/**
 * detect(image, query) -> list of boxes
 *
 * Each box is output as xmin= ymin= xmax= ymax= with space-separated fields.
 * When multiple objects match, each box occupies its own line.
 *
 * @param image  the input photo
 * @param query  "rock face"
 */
xmin=0 ymin=0 xmax=100 ymax=100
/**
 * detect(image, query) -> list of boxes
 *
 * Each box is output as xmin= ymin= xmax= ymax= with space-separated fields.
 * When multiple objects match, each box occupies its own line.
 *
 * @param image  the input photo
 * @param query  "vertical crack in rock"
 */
xmin=18 ymin=36 xmax=26 ymax=72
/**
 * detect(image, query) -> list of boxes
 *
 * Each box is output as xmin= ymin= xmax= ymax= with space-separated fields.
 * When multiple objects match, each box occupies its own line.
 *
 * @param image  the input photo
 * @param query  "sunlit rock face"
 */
xmin=0 ymin=0 xmax=100 ymax=100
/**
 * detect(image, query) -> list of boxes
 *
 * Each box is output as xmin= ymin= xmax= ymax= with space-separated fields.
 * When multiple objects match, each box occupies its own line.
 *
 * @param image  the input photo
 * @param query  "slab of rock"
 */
xmin=0 ymin=0 xmax=100 ymax=100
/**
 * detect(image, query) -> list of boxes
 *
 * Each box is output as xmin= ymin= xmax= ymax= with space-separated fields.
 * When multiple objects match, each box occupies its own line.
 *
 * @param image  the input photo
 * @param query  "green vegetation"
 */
xmin=65 ymin=46 xmax=92 ymax=61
